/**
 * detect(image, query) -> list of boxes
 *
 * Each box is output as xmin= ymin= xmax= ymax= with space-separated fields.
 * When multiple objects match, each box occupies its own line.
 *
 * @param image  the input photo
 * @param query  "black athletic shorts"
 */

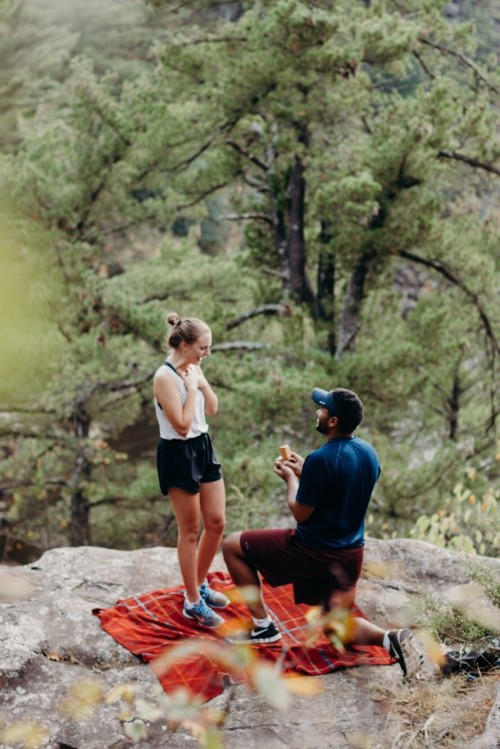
xmin=156 ymin=433 xmax=222 ymax=495
xmin=240 ymin=527 xmax=364 ymax=606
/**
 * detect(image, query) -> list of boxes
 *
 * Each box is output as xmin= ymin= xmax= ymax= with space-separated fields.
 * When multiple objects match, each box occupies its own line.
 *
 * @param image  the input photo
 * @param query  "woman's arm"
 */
xmin=196 ymin=367 xmax=218 ymax=416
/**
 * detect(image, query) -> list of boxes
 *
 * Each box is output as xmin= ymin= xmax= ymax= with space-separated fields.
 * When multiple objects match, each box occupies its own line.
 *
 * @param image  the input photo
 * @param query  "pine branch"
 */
xmin=225 ymin=139 xmax=269 ymax=171
xmin=96 ymin=370 xmax=156 ymax=396
xmin=0 ymin=478 xmax=67 ymax=492
xmin=398 ymin=250 xmax=500 ymax=356
xmin=175 ymin=180 xmax=230 ymax=210
xmin=242 ymin=174 xmax=271 ymax=193
xmin=361 ymin=115 xmax=373 ymax=135
xmin=261 ymin=267 xmax=287 ymax=279
xmin=221 ymin=212 xmax=273 ymax=224
xmin=0 ymin=428 xmax=63 ymax=440
xmin=412 ymin=49 xmax=436 ymax=80
xmin=226 ymin=304 xmax=290 ymax=330
xmin=418 ymin=38 xmax=500 ymax=94
xmin=89 ymin=492 xmax=165 ymax=509
xmin=144 ymin=111 xmax=245 ymax=182
xmin=86 ymin=98 xmax=132 ymax=148
xmin=161 ymin=135 xmax=216 ymax=175
xmin=211 ymin=341 xmax=267 ymax=351
xmin=173 ymin=35 xmax=248 ymax=47
xmin=438 ymin=150 xmax=500 ymax=176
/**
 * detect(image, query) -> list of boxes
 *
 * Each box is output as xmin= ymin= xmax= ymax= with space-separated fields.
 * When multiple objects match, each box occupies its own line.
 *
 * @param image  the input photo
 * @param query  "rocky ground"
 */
xmin=0 ymin=538 xmax=498 ymax=749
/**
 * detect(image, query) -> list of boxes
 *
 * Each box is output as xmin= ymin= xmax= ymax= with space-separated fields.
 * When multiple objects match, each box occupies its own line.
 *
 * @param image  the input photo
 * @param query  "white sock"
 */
xmin=184 ymin=596 xmax=201 ymax=608
xmin=382 ymin=631 xmax=391 ymax=651
xmin=252 ymin=615 xmax=271 ymax=628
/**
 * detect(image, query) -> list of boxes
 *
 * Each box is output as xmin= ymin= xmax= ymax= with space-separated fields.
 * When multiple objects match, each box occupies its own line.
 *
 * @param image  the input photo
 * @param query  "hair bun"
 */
xmin=166 ymin=312 xmax=181 ymax=327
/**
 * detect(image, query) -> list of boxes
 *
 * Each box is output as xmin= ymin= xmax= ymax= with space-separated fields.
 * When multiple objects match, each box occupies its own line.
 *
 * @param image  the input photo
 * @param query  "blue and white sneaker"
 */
xmin=200 ymin=581 xmax=230 ymax=609
xmin=183 ymin=597 xmax=224 ymax=629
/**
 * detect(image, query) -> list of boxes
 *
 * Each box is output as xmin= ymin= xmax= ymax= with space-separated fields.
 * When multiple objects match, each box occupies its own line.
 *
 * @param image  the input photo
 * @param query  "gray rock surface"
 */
xmin=0 ymin=539 xmax=498 ymax=748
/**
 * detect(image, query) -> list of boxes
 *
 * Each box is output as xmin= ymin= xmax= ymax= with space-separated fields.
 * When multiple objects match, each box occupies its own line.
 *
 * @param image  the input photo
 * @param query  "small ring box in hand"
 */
xmin=279 ymin=444 xmax=291 ymax=461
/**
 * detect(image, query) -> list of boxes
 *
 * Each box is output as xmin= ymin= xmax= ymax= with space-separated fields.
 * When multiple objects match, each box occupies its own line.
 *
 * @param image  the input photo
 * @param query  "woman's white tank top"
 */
xmin=154 ymin=363 xmax=209 ymax=440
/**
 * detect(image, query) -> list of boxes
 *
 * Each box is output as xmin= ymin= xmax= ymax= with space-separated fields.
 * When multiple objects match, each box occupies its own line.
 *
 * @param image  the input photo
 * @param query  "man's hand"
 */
xmin=273 ymin=459 xmax=296 ymax=482
xmin=274 ymin=457 xmax=313 ymax=523
xmin=282 ymin=450 xmax=304 ymax=478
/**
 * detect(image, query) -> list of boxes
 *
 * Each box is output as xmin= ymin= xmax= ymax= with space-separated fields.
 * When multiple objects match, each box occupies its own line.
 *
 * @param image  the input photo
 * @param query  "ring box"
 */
xmin=279 ymin=444 xmax=291 ymax=460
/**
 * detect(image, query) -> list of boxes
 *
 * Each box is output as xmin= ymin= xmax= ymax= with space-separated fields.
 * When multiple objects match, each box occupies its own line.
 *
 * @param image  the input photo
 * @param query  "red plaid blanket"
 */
xmin=93 ymin=571 xmax=392 ymax=702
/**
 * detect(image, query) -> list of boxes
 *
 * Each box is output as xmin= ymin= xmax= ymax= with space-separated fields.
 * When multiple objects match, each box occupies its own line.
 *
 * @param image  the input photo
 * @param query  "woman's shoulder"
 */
xmin=154 ymin=363 xmax=178 ymax=384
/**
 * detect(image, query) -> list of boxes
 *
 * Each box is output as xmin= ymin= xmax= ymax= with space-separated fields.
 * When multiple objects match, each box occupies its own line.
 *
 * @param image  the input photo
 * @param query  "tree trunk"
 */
xmin=271 ymin=190 xmax=289 ymax=287
xmin=69 ymin=407 xmax=91 ymax=546
xmin=336 ymin=250 xmax=374 ymax=357
xmin=317 ymin=221 xmax=335 ymax=318
xmin=70 ymin=480 xmax=91 ymax=546
xmin=447 ymin=364 xmax=462 ymax=441
xmin=285 ymin=154 xmax=315 ymax=305
xmin=317 ymin=220 xmax=336 ymax=352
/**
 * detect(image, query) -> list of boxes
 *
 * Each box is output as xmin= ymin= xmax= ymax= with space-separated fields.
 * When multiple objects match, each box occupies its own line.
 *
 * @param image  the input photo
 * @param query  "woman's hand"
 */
xmin=179 ymin=365 xmax=201 ymax=391
xmin=194 ymin=365 xmax=209 ymax=390
xmin=191 ymin=364 xmax=219 ymax=416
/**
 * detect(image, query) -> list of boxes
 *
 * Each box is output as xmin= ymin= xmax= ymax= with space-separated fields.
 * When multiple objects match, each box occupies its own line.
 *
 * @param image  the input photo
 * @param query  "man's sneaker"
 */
xmin=200 ymin=581 xmax=230 ymax=609
xmin=228 ymin=621 xmax=282 ymax=645
xmin=387 ymin=629 xmax=424 ymax=679
xmin=183 ymin=598 xmax=225 ymax=629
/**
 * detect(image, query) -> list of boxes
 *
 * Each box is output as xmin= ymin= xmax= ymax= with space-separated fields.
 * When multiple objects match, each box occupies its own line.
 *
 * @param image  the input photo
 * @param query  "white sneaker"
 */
xmin=387 ymin=629 xmax=424 ymax=679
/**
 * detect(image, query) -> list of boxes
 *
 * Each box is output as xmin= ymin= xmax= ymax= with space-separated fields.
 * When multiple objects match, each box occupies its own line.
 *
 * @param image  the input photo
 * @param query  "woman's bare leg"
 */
xmin=168 ymin=487 xmax=201 ymax=602
xmin=197 ymin=479 xmax=226 ymax=584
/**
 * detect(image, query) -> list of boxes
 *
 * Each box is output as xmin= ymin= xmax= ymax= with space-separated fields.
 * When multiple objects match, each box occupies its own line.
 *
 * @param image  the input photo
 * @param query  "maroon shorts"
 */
xmin=240 ymin=528 xmax=363 ymax=606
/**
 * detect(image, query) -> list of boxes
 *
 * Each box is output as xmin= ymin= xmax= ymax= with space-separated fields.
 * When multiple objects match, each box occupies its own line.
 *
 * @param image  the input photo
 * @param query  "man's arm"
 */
xmin=273 ymin=461 xmax=315 ymax=523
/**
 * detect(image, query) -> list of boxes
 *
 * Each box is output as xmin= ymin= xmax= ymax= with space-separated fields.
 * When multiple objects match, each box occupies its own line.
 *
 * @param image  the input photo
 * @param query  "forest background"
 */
xmin=0 ymin=0 xmax=498 ymax=560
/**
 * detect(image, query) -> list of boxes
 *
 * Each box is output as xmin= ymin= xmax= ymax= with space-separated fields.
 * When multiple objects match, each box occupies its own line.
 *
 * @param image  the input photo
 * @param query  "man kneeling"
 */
xmin=222 ymin=386 xmax=424 ymax=679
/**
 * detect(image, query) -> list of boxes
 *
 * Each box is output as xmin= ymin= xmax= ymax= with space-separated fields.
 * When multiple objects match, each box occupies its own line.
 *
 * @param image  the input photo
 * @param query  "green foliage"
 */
xmin=31 ymin=0 xmax=168 ymax=78
xmin=470 ymin=563 xmax=500 ymax=609
xmin=418 ymin=591 xmax=494 ymax=646
xmin=409 ymin=465 xmax=499 ymax=556
xmin=416 ymin=558 xmax=500 ymax=649
xmin=0 ymin=0 xmax=77 ymax=150
xmin=0 ymin=0 xmax=498 ymax=553
xmin=0 ymin=205 xmax=65 ymax=405
xmin=90 ymin=463 xmax=174 ymax=549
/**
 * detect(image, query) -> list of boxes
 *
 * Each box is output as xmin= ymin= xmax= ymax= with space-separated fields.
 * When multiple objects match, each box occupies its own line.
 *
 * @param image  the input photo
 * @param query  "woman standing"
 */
xmin=153 ymin=312 xmax=228 ymax=628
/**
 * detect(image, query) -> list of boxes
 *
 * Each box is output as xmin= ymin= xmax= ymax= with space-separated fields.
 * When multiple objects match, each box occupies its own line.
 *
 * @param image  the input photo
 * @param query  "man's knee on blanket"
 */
xmin=323 ymin=588 xmax=357 ymax=645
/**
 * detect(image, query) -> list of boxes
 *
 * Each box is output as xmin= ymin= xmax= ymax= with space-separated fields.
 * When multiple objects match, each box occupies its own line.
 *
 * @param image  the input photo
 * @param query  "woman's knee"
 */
xmin=204 ymin=513 xmax=226 ymax=537
xmin=178 ymin=522 xmax=200 ymax=546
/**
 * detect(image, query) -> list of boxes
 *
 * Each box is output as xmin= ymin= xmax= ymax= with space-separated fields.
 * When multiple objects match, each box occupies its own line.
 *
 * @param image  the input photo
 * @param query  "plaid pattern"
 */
xmin=93 ymin=571 xmax=392 ymax=702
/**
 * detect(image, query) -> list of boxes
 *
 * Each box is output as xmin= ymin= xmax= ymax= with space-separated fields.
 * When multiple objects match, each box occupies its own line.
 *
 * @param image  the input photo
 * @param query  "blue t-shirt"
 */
xmin=295 ymin=436 xmax=380 ymax=549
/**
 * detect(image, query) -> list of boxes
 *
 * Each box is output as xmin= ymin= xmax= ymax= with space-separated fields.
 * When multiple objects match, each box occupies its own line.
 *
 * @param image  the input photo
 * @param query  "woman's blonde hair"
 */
xmin=163 ymin=312 xmax=210 ymax=351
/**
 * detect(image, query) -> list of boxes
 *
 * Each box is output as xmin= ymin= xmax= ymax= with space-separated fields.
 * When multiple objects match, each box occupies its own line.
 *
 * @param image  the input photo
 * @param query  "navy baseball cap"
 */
xmin=311 ymin=388 xmax=337 ymax=416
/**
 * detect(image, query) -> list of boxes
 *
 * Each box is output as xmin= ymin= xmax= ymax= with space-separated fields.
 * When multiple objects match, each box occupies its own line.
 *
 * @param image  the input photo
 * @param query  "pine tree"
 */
xmin=1 ymin=0 xmax=498 ymax=547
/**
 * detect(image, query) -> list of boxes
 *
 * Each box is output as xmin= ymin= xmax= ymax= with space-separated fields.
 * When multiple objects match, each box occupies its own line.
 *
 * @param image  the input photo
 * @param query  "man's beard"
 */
xmin=316 ymin=420 xmax=328 ymax=435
